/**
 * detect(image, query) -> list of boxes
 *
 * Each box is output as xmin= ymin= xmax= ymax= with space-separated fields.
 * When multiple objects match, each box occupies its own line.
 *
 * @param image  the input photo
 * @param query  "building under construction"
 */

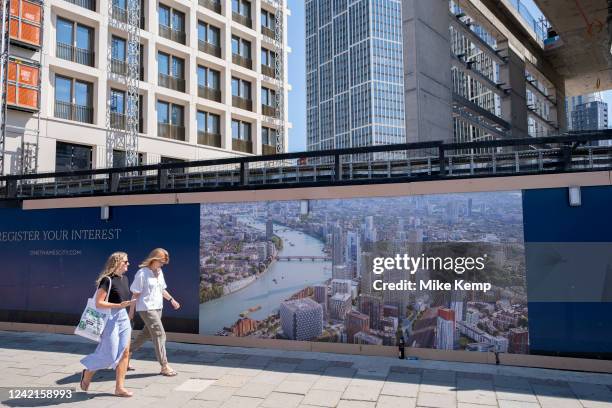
xmin=0 ymin=0 xmax=291 ymax=175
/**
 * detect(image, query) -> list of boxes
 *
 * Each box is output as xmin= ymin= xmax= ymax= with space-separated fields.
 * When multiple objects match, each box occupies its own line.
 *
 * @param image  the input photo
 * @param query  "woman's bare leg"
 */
xmin=115 ymin=345 xmax=133 ymax=396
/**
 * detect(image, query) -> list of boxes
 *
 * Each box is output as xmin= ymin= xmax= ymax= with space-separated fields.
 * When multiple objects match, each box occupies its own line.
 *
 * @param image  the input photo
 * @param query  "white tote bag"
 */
xmin=74 ymin=277 xmax=112 ymax=342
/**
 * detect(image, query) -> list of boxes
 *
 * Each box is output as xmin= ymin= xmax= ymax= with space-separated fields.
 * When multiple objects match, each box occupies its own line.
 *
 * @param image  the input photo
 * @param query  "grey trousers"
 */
xmin=132 ymin=309 xmax=168 ymax=367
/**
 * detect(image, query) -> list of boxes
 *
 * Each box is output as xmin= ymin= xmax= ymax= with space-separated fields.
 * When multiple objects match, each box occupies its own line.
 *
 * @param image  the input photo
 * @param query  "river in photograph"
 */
xmin=199 ymin=218 xmax=331 ymax=335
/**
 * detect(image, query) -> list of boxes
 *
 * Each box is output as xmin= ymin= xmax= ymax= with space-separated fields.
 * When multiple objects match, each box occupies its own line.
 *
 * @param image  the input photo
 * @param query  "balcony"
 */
xmin=159 ymin=24 xmax=186 ymax=45
xmin=232 ymin=96 xmax=252 ymax=111
xmin=159 ymin=73 xmax=186 ymax=93
xmin=110 ymin=58 xmax=128 ymax=76
xmin=262 ymin=144 xmax=277 ymax=155
xmin=262 ymin=104 xmax=276 ymax=117
xmin=198 ymin=131 xmax=221 ymax=148
xmin=64 ymin=0 xmax=95 ymax=11
xmin=199 ymin=0 xmax=221 ymax=14
xmin=157 ymin=123 xmax=185 ymax=141
xmin=261 ymin=25 xmax=275 ymax=39
xmin=198 ymin=40 xmax=221 ymax=58
xmin=232 ymin=53 xmax=252 ymax=70
xmin=54 ymin=101 xmax=94 ymax=124
xmin=261 ymin=64 xmax=276 ymax=78
xmin=232 ymin=12 xmax=252 ymax=29
xmin=110 ymin=111 xmax=126 ymax=129
xmin=56 ymin=43 xmax=95 ymax=67
xmin=111 ymin=6 xmax=145 ymax=28
xmin=232 ymin=138 xmax=252 ymax=153
xmin=198 ymin=86 xmax=221 ymax=102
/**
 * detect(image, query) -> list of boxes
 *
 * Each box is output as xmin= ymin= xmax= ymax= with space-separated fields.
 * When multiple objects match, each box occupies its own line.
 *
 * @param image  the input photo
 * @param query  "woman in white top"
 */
xmin=128 ymin=248 xmax=181 ymax=376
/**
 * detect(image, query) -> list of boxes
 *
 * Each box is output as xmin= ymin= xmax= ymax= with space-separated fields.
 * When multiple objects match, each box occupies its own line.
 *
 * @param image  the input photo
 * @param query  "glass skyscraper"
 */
xmin=305 ymin=0 xmax=406 ymax=152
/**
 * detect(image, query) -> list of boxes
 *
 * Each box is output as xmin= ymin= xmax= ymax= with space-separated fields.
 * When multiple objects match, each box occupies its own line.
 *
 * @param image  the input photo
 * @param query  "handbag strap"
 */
xmin=105 ymin=276 xmax=112 ymax=302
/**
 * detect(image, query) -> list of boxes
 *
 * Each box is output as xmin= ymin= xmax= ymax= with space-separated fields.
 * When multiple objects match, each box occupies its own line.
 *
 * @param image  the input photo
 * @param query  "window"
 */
xmin=54 ymin=75 xmax=93 ymax=123
xmin=231 ymin=36 xmax=251 ymax=58
xmin=231 ymin=77 xmax=251 ymax=99
xmin=261 ymin=9 xmax=274 ymax=29
xmin=197 ymin=111 xmax=220 ymax=134
xmin=157 ymin=52 xmax=184 ymax=78
xmin=110 ymin=89 xmax=125 ymax=113
xmin=197 ymin=66 xmax=220 ymax=89
xmin=56 ymin=142 xmax=92 ymax=173
xmin=232 ymin=0 xmax=251 ymax=18
xmin=160 ymin=156 xmax=185 ymax=174
xmin=157 ymin=101 xmax=184 ymax=126
xmin=198 ymin=21 xmax=220 ymax=46
xmin=159 ymin=4 xmax=186 ymax=44
xmin=231 ymin=119 xmax=251 ymax=140
xmin=157 ymin=101 xmax=185 ymax=140
xmin=261 ymin=48 xmax=275 ymax=67
xmin=56 ymin=17 xmax=94 ymax=66
xmin=261 ymin=87 xmax=276 ymax=106
xmin=111 ymin=36 xmax=126 ymax=61
xmin=262 ymin=127 xmax=276 ymax=145
xmin=112 ymin=150 xmax=144 ymax=168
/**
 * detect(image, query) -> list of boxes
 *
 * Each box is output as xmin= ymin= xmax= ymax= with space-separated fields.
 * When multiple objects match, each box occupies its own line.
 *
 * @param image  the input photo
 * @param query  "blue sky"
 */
xmin=285 ymin=0 xmax=609 ymax=152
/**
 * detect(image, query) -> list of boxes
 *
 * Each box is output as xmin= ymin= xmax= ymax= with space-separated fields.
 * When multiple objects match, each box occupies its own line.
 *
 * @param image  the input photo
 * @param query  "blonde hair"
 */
xmin=139 ymin=248 xmax=169 ymax=268
xmin=95 ymin=252 xmax=128 ymax=287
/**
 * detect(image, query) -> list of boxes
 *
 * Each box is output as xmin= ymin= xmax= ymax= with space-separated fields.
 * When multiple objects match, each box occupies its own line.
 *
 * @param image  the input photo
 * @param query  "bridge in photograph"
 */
xmin=276 ymin=256 xmax=330 ymax=262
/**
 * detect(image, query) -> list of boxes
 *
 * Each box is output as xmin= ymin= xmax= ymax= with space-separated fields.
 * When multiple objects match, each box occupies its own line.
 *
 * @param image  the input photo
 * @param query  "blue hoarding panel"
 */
xmin=0 ymin=204 xmax=200 ymax=333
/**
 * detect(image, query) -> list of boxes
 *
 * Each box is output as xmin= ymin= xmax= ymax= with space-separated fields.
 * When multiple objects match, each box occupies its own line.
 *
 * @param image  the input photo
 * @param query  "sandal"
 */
xmin=79 ymin=369 xmax=90 ymax=391
xmin=160 ymin=368 xmax=178 ymax=377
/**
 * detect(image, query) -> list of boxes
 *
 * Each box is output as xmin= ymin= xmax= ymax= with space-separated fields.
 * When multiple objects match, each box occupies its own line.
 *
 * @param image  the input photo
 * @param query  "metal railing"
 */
xmin=64 ymin=0 xmax=95 ymax=11
xmin=159 ymin=73 xmax=186 ymax=92
xmin=110 ymin=111 xmax=126 ymax=129
xmin=110 ymin=58 xmax=128 ymax=76
xmin=56 ymin=43 xmax=95 ymax=67
xmin=111 ymin=5 xmax=127 ymax=22
xmin=262 ymin=104 xmax=276 ymax=117
xmin=232 ymin=12 xmax=252 ymax=29
xmin=199 ymin=0 xmax=221 ymax=13
xmin=232 ymin=139 xmax=253 ymax=153
xmin=261 ymin=64 xmax=275 ymax=78
xmin=198 ymin=86 xmax=222 ymax=102
xmin=198 ymin=40 xmax=222 ymax=58
xmin=198 ymin=132 xmax=222 ymax=148
xmin=232 ymin=53 xmax=252 ymax=69
xmin=2 ymin=131 xmax=612 ymax=201
xmin=261 ymin=25 xmax=275 ymax=39
xmin=157 ymin=123 xmax=185 ymax=141
xmin=158 ymin=24 xmax=186 ymax=45
xmin=54 ymin=101 xmax=94 ymax=124
xmin=232 ymin=96 xmax=252 ymax=111
xmin=262 ymin=144 xmax=276 ymax=155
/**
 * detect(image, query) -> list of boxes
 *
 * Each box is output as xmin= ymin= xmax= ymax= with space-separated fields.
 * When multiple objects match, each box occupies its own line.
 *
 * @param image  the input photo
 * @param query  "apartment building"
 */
xmin=2 ymin=0 xmax=291 ymax=174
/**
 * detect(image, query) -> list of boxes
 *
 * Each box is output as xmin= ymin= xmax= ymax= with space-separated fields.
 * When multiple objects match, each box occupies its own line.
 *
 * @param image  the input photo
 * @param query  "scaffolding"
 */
xmin=106 ymin=0 xmax=140 ymax=168
xmin=0 ymin=0 xmax=43 ymax=176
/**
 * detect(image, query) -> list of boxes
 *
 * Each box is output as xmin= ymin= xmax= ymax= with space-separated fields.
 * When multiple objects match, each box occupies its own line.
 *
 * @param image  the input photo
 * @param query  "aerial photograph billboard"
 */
xmin=199 ymin=192 xmax=529 ymax=354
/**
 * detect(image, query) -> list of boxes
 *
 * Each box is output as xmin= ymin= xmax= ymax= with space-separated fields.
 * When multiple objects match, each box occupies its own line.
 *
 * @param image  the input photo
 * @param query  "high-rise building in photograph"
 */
xmin=304 ymin=0 xmax=405 ymax=152
xmin=345 ymin=309 xmax=369 ymax=343
xmin=1 ymin=0 xmax=291 ymax=175
xmin=435 ymin=307 xmax=455 ymax=350
xmin=279 ymin=298 xmax=323 ymax=341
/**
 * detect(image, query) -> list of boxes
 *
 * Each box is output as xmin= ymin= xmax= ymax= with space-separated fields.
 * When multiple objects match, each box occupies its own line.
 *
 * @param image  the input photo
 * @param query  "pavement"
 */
xmin=0 ymin=331 xmax=611 ymax=408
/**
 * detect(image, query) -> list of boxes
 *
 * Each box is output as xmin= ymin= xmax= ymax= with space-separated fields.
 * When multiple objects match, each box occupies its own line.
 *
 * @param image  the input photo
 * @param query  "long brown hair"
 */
xmin=95 ymin=252 xmax=128 ymax=287
xmin=139 ymin=248 xmax=169 ymax=268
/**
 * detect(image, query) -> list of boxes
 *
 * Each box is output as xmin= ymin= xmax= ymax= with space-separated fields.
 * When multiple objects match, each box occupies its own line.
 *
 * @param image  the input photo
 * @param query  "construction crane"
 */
xmin=106 ymin=0 xmax=140 ymax=168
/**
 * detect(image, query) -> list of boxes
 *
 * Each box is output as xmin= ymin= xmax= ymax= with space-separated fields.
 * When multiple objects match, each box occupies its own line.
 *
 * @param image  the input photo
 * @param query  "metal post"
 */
xmin=334 ymin=154 xmax=342 ymax=181
xmin=439 ymin=146 xmax=446 ymax=176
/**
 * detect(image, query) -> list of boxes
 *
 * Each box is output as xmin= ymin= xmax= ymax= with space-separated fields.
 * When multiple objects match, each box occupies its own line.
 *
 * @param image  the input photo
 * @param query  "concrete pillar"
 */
xmin=402 ymin=0 xmax=453 ymax=144
xmin=498 ymin=41 xmax=528 ymax=139
xmin=222 ymin=0 xmax=233 ymax=151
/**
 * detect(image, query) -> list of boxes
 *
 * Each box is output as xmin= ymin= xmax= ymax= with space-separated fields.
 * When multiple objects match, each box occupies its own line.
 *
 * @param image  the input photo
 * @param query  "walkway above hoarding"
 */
xmin=0 ymin=329 xmax=611 ymax=407
xmin=1 ymin=131 xmax=612 ymax=206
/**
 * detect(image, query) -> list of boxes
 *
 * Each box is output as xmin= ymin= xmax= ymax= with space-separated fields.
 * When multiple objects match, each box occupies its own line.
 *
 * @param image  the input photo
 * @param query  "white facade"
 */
xmin=3 ymin=0 xmax=291 ymax=174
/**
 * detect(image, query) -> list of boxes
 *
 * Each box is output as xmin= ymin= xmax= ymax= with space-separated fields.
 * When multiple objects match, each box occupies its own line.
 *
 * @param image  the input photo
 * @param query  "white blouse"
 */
xmin=130 ymin=267 xmax=167 ymax=311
